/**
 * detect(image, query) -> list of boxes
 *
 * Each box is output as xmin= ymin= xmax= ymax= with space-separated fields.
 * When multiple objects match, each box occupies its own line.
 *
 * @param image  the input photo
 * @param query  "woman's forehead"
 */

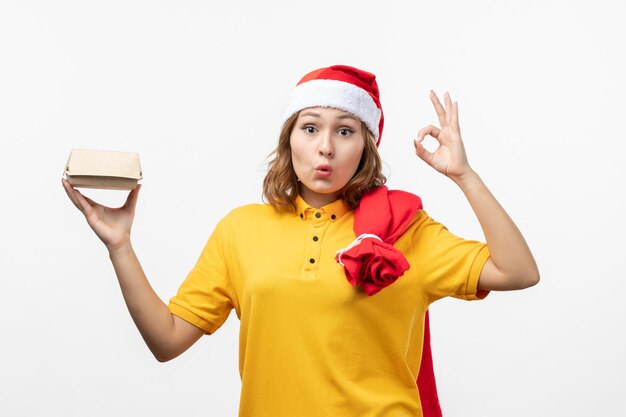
xmin=299 ymin=106 xmax=361 ymax=122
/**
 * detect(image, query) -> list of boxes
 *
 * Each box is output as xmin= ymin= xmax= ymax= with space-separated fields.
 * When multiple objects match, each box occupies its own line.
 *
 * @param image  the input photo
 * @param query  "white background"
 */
xmin=1 ymin=1 xmax=624 ymax=416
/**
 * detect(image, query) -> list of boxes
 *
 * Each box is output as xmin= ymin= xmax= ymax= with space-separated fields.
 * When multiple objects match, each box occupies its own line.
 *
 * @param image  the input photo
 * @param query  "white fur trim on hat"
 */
xmin=279 ymin=79 xmax=381 ymax=140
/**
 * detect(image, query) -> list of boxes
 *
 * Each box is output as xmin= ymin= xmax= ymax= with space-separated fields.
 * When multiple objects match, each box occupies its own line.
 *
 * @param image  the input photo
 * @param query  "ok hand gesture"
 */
xmin=414 ymin=91 xmax=473 ymax=180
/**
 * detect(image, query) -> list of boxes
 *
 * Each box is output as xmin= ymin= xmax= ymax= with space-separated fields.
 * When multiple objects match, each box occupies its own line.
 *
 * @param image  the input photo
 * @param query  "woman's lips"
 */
xmin=314 ymin=164 xmax=332 ymax=178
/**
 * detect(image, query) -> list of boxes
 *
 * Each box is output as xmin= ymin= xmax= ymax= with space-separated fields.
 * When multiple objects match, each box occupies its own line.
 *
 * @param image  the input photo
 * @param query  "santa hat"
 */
xmin=280 ymin=65 xmax=385 ymax=147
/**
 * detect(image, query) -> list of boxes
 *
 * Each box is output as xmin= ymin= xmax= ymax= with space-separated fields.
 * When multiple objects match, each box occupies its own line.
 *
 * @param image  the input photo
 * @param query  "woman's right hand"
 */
xmin=62 ymin=178 xmax=141 ymax=252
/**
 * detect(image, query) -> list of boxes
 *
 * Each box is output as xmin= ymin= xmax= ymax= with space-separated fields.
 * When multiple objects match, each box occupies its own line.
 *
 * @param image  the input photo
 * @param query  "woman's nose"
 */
xmin=318 ymin=131 xmax=334 ymax=157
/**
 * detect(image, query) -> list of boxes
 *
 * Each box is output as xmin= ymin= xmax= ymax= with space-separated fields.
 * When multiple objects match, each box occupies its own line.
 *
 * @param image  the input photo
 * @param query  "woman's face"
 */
xmin=290 ymin=106 xmax=366 ymax=208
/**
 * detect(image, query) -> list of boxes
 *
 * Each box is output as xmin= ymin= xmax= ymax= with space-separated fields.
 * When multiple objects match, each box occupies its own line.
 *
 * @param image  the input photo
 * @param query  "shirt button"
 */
xmin=331 ymin=214 xmax=336 ymax=220
xmin=309 ymin=258 xmax=315 ymax=264
xmin=313 ymin=236 xmax=319 ymax=242
xmin=315 ymin=212 xmax=321 ymax=218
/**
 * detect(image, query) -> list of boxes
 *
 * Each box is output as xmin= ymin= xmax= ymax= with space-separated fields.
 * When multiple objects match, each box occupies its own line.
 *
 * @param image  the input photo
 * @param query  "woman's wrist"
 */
xmin=449 ymin=167 xmax=479 ymax=189
xmin=107 ymin=238 xmax=133 ymax=259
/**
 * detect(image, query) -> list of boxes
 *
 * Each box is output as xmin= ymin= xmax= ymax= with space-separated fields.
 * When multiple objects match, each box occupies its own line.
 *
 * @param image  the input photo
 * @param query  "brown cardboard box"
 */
xmin=64 ymin=149 xmax=143 ymax=190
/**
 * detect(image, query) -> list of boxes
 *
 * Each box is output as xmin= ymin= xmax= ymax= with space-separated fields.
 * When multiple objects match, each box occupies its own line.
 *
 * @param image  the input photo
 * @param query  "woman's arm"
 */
xmin=108 ymin=240 xmax=205 ymax=361
xmin=449 ymin=170 xmax=540 ymax=290
xmin=62 ymin=179 xmax=204 ymax=361
xmin=414 ymin=92 xmax=540 ymax=291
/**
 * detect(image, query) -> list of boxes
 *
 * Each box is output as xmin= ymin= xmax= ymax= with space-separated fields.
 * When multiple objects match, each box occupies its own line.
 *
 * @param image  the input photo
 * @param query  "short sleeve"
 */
xmin=168 ymin=218 xmax=235 ymax=335
xmin=404 ymin=210 xmax=491 ymax=304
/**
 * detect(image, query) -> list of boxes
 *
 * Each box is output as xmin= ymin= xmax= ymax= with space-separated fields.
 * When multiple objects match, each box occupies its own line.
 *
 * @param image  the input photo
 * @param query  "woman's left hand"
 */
xmin=414 ymin=91 xmax=473 ymax=180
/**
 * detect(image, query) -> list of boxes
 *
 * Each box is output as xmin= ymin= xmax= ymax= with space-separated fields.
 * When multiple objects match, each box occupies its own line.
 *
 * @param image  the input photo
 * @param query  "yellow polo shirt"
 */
xmin=168 ymin=196 xmax=491 ymax=417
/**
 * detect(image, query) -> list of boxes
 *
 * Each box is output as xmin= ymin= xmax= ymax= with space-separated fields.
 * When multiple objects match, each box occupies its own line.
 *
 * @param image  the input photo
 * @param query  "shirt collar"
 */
xmin=295 ymin=195 xmax=351 ymax=222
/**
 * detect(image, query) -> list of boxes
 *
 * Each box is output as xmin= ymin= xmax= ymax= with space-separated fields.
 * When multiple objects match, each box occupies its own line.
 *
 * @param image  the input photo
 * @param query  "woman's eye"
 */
xmin=304 ymin=126 xmax=316 ymax=133
xmin=339 ymin=128 xmax=353 ymax=136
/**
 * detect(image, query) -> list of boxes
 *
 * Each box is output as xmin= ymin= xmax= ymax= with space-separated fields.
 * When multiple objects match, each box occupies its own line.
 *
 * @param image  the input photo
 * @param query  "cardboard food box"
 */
xmin=64 ymin=149 xmax=143 ymax=190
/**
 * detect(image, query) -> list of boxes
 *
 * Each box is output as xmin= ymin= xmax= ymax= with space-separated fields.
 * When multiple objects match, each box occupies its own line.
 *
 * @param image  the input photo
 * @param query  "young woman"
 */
xmin=62 ymin=65 xmax=539 ymax=417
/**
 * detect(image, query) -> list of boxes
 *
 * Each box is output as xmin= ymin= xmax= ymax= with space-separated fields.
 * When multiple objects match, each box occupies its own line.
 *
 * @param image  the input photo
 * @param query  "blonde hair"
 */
xmin=263 ymin=111 xmax=386 ymax=211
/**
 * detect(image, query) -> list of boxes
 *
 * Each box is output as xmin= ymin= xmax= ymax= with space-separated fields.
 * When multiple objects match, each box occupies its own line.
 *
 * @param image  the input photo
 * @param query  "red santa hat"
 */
xmin=280 ymin=65 xmax=385 ymax=147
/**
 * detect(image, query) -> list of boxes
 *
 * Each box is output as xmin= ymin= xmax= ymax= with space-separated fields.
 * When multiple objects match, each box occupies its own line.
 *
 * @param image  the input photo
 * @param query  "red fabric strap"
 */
xmin=336 ymin=186 xmax=443 ymax=416
xmin=418 ymin=310 xmax=443 ymax=417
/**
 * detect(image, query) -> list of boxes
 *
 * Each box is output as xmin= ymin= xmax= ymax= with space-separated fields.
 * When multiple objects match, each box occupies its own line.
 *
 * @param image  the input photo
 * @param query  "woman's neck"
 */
xmin=299 ymin=189 xmax=341 ymax=208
